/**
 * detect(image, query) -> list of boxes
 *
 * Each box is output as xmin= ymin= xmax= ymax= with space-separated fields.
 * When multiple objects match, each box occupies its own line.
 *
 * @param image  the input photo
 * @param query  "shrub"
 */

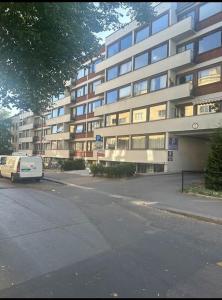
xmin=90 ymin=163 xmax=136 ymax=178
xmin=60 ymin=159 xmax=85 ymax=171
xmin=205 ymin=127 xmax=222 ymax=191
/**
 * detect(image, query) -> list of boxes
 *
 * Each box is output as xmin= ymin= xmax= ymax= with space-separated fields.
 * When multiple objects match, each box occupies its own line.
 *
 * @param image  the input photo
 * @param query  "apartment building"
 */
xmin=92 ymin=2 xmax=222 ymax=173
xmin=9 ymin=2 xmax=222 ymax=173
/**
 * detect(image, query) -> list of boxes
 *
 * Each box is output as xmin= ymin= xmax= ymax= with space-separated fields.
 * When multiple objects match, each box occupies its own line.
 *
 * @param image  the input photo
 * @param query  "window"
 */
xmin=77 ymin=68 xmax=87 ymax=80
xmin=117 ymin=136 xmax=129 ymax=150
xmin=132 ymin=108 xmax=147 ymax=123
xmin=133 ymin=80 xmax=148 ymax=96
xmin=106 ymin=89 xmax=118 ymax=104
xmin=151 ymin=43 xmax=168 ymax=63
xmin=119 ymin=85 xmax=131 ymax=99
xmin=51 ymin=141 xmax=57 ymax=150
xmin=197 ymin=103 xmax=219 ymax=115
xmin=178 ymin=10 xmax=195 ymax=22
xmin=178 ymin=42 xmax=194 ymax=54
xmin=120 ymin=33 xmax=132 ymax=51
xmin=132 ymin=136 xmax=146 ymax=149
xmin=105 ymin=137 xmax=116 ymax=150
xmin=198 ymin=66 xmax=221 ymax=86
xmin=87 ymin=141 xmax=97 ymax=151
xmin=106 ymin=114 xmax=117 ymax=127
xmin=89 ymin=79 xmax=102 ymax=93
xmin=89 ymin=58 xmax=102 ymax=73
xmin=149 ymin=104 xmax=166 ymax=121
xmin=75 ymin=142 xmax=85 ymax=151
xmin=134 ymin=52 xmax=149 ymax=70
xmin=199 ymin=2 xmax=222 ymax=21
xmin=119 ymin=60 xmax=132 ymax=75
xmin=118 ymin=111 xmax=130 ymax=125
xmin=57 ymin=141 xmax=64 ymax=150
xmin=76 ymin=105 xmax=86 ymax=116
xmin=152 ymin=13 xmax=168 ymax=35
xmin=178 ymin=73 xmax=193 ymax=85
xmin=88 ymin=99 xmax=103 ymax=113
xmin=135 ymin=25 xmax=150 ymax=43
xmin=198 ymin=31 xmax=221 ymax=54
xmin=184 ymin=105 xmax=194 ymax=117
xmin=107 ymin=66 xmax=118 ymax=81
xmin=88 ymin=120 xmax=100 ymax=132
xmin=76 ymin=124 xmax=84 ymax=133
xmin=76 ymin=85 xmax=87 ymax=97
xmin=150 ymin=74 xmax=167 ymax=91
xmin=107 ymin=41 xmax=119 ymax=58
xmin=52 ymin=108 xmax=58 ymax=118
xmin=148 ymin=134 xmax=165 ymax=149
xmin=57 ymin=124 xmax=63 ymax=133
xmin=58 ymin=107 xmax=64 ymax=116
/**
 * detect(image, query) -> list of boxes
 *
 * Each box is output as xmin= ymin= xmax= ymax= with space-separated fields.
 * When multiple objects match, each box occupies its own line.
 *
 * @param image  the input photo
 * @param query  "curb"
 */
xmin=43 ymin=177 xmax=66 ymax=185
xmin=157 ymin=207 xmax=222 ymax=225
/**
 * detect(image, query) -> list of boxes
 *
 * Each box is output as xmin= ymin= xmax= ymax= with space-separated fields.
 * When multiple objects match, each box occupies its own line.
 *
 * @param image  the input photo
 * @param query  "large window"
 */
xmin=134 ymin=52 xmax=149 ymax=70
xmin=107 ymin=66 xmax=118 ymax=81
xmin=150 ymin=74 xmax=167 ymax=91
xmin=198 ymin=31 xmax=222 ymax=54
xmin=58 ymin=107 xmax=64 ymax=116
xmin=178 ymin=42 xmax=194 ymax=54
xmin=88 ymin=120 xmax=101 ymax=132
xmin=132 ymin=136 xmax=146 ymax=149
xmin=52 ymin=125 xmax=57 ymax=134
xmin=51 ymin=124 xmax=63 ymax=134
xmin=133 ymin=80 xmax=148 ymax=96
xmin=118 ymin=111 xmax=130 ymax=125
xmin=75 ymin=124 xmax=84 ymax=133
xmin=88 ymin=99 xmax=103 ymax=113
xmin=106 ymin=89 xmax=118 ymax=104
xmin=199 ymin=2 xmax=222 ymax=21
xmin=178 ymin=73 xmax=193 ymax=85
xmin=89 ymin=79 xmax=102 ymax=93
xmin=52 ymin=108 xmax=58 ymax=118
xmin=77 ymin=68 xmax=87 ymax=80
xmin=197 ymin=103 xmax=219 ymax=115
xmin=132 ymin=108 xmax=147 ymax=123
xmin=135 ymin=25 xmax=150 ymax=43
xmin=76 ymin=85 xmax=87 ymax=97
xmin=117 ymin=136 xmax=129 ymax=150
xmin=119 ymin=60 xmax=132 ymax=75
xmin=75 ymin=142 xmax=85 ymax=151
xmin=105 ymin=137 xmax=116 ymax=150
xmin=120 ymin=33 xmax=132 ymax=51
xmin=106 ymin=114 xmax=117 ymax=127
xmin=151 ymin=43 xmax=168 ymax=63
xmin=148 ymin=134 xmax=165 ymax=149
xmin=76 ymin=105 xmax=86 ymax=116
xmin=198 ymin=66 xmax=221 ymax=86
xmin=178 ymin=10 xmax=195 ymax=22
xmin=119 ymin=85 xmax=131 ymax=99
xmin=107 ymin=41 xmax=119 ymax=58
xmin=151 ymin=13 xmax=168 ymax=35
xmin=149 ymin=104 xmax=166 ymax=121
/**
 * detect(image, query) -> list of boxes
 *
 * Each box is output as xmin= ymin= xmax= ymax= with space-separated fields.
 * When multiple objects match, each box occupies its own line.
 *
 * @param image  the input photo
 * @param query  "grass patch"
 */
xmin=184 ymin=184 xmax=222 ymax=199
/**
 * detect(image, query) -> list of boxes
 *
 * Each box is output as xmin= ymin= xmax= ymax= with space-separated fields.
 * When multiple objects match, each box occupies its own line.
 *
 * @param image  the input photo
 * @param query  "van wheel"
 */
xmin=11 ymin=174 xmax=16 ymax=183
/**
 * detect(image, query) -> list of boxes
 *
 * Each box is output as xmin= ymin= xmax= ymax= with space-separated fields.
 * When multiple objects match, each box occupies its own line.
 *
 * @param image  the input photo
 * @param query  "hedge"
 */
xmin=90 ymin=163 xmax=136 ymax=178
xmin=59 ymin=159 xmax=85 ymax=171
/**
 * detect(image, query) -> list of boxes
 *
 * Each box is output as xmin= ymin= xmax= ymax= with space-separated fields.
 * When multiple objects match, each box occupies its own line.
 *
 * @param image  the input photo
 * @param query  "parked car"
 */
xmin=0 ymin=155 xmax=44 ymax=183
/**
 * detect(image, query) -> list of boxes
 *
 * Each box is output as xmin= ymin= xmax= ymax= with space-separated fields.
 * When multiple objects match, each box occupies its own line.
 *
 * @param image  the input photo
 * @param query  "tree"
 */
xmin=0 ymin=2 xmax=155 ymax=114
xmin=0 ymin=110 xmax=12 ymax=155
xmin=205 ymin=127 xmax=222 ymax=191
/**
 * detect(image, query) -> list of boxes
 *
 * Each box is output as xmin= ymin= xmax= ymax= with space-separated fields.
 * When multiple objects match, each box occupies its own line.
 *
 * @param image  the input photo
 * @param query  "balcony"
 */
xmin=45 ymin=132 xmax=71 ymax=141
xmin=46 ymin=114 xmax=71 ymax=126
xmin=95 ymin=50 xmax=193 ymax=94
xmin=94 ymin=112 xmax=222 ymax=137
xmin=19 ymin=136 xmax=34 ymax=143
xmin=18 ymin=123 xmax=34 ymax=131
xmin=73 ymin=151 xmax=93 ymax=158
xmin=93 ymin=149 xmax=167 ymax=164
xmin=94 ymin=82 xmax=192 ymax=116
xmin=52 ymin=95 xmax=71 ymax=108
xmin=96 ymin=17 xmax=194 ymax=73
xmin=44 ymin=150 xmax=70 ymax=159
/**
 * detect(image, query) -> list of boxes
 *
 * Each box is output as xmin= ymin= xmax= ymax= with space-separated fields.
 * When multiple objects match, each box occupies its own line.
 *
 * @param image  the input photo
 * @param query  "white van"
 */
xmin=0 ymin=156 xmax=44 ymax=182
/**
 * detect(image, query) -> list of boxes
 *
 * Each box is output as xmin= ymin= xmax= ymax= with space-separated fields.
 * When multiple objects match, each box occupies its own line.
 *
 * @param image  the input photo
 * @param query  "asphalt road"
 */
xmin=0 ymin=177 xmax=222 ymax=298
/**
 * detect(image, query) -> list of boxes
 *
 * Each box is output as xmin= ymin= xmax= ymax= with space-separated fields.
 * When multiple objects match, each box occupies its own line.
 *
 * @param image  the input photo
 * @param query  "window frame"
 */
xmin=148 ymin=103 xmax=167 ymax=122
xmin=149 ymin=72 xmax=168 ymax=92
xmin=131 ymin=135 xmax=147 ymax=150
xmin=197 ymin=30 xmax=222 ymax=55
xmin=132 ymin=107 xmax=148 ymax=124
xmin=198 ymin=2 xmax=222 ymax=22
xmin=134 ymin=51 xmax=149 ymax=70
xmin=151 ymin=12 xmax=169 ymax=35
xmin=148 ymin=133 xmax=166 ymax=150
xmin=150 ymin=42 xmax=169 ymax=64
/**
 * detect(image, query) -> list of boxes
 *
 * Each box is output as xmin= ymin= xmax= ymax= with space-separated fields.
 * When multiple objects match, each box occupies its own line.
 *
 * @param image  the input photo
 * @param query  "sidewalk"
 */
xmin=43 ymin=171 xmax=222 ymax=225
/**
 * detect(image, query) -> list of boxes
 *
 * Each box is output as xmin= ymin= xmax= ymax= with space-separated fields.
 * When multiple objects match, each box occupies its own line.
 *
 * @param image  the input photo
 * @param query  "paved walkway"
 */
xmin=44 ymin=171 xmax=222 ymax=225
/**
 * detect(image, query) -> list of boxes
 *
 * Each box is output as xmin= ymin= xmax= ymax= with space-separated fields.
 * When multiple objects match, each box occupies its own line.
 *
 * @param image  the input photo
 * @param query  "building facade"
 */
xmin=9 ymin=2 xmax=222 ymax=172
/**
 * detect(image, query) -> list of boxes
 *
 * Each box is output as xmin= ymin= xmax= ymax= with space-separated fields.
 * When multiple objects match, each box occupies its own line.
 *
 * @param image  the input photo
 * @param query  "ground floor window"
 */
xmin=136 ymin=163 xmax=164 ymax=173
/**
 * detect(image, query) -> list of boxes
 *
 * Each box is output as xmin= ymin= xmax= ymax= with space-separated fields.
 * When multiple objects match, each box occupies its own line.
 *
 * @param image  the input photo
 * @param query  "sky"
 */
xmin=6 ymin=6 xmax=131 ymax=117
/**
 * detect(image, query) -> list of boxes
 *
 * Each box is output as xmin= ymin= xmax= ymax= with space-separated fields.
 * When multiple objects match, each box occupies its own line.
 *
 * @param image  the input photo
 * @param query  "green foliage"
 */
xmin=90 ymin=163 xmax=136 ymax=178
xmin=205 ymin=127 xmax=222 ymax=191
xmin=59 ymin=158 xmax=85 ymax=171
xmin=0 ymin=110 xmax=12 ymax=155
xmin=0 ymin=3 xmax=154 ymax=113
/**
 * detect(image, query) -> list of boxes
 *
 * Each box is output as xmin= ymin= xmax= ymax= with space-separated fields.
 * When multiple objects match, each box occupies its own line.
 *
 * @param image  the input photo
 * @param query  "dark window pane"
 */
xmin=135 ymin=26 xmax=150 ymax=43
xmin=106 ymin=90 xmax=118 ymax=104
xmin=150 ymin=74 xmax=167 ymax=91
xmin=107 ymin=42 xmax=119 ymax=58
xmin=199 ymin=2 xmax=222 ymax=21
xmin=152 ymin=14 xmax=168 ymax=35
xmin=107 ymin=66 xmax=118 ymax=80
xmin=198 ymin=31 xmax=221 ymax=54
xmin=134 ymin=52 xmax=149 ymax=69
xmin=120 ymin=34 xmax=132 ymax=51
xmin=133 ymin=80 xmax=148 ymax=96
xmin=119 ymin=60 xmax=132 ymax=75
